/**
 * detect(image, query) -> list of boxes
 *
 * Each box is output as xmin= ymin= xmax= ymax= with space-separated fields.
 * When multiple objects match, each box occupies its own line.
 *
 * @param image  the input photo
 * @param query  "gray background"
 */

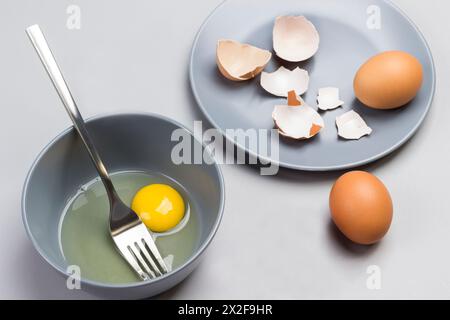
xmin=0 ymin=0 xmax=448 ymax=299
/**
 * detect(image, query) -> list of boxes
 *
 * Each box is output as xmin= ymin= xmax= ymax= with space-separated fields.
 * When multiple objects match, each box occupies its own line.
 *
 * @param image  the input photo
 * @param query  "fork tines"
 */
xmin=113 ymin=223 xmax=169 ymax=280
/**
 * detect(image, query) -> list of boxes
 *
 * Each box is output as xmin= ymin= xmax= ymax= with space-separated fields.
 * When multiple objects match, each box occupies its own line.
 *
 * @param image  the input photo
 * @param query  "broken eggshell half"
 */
xmin=216 ymin=39 xmax=272 ymax=81
xmin=317 ymin=87 xmax=344 ymax=111
xmin=273 ymin=91 xmax=324 ymax=140
xmin=336 ymin=110 xmax=373 ymax=140
xmin=261 ymin=66 xmax=310 ymax=97
xmin=273 ymin=16 xmax=320 ymax=62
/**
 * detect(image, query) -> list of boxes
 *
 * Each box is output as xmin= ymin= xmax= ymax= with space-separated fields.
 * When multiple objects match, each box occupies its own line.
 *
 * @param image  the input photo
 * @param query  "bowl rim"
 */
xmin=21 ymin=111 xmax=225 ymax=289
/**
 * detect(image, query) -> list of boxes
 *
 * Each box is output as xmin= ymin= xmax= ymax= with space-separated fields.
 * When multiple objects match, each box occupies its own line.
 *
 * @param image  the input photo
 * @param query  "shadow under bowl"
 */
xmin=21 ymin=113 xmax=225 ymax=299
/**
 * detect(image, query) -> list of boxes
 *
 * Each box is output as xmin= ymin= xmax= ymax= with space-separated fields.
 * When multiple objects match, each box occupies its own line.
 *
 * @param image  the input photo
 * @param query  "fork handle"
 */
xmin=26 ymin=25 xmax=118 ymax=202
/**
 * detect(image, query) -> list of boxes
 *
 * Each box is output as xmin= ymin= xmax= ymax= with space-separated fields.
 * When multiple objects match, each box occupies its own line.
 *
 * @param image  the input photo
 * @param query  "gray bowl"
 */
xmin=21 ymin=113 xmax=225 ymax=299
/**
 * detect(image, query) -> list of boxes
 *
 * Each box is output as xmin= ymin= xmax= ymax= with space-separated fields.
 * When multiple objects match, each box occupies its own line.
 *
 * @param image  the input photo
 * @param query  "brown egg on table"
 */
xmin=354 ymin=51 xmax=423 ymax=110
xmin=329 ymin=171 xmax=393 ymax=245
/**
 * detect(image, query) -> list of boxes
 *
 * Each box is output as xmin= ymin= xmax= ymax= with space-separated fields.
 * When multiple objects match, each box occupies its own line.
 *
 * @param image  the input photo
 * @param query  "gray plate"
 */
xmin=190 ymin=0 xmax=436 ymax=171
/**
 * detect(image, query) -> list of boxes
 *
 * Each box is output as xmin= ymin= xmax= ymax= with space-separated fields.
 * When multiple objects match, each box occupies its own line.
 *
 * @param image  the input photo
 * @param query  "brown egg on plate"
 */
xmin=329 ymin=171 xmax=393 ymax=245
xmin=354 ymin=51 xmax=423 ymax=110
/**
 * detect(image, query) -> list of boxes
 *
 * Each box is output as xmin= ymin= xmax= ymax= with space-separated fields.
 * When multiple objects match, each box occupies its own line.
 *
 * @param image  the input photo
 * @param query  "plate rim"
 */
xmin=189 ymin=0 xmax=436 ymax=172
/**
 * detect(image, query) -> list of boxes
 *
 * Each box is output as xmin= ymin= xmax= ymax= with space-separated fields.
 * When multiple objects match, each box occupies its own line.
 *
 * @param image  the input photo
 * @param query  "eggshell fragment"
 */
xmin=273 ymin=16 xmax=320 ymax=62
xmin=287 ymin=90 xmax=302 ymax=106
xmin=216 ymin=39 xmax=272 ymax=81
xmin=336 ymin=110 xmax=372 ymax=140
xmin=260 ymin=67 xmax=309 ymax=97
xmin=273 ymin=90 xmax=324 ymax=140
xmin=317 ymin=87 xmax=344 ymax=111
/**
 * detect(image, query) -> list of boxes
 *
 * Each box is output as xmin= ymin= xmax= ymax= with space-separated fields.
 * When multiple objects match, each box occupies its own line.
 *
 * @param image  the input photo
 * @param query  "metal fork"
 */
xmin=26 ymin=24 xmax=169 ymax=281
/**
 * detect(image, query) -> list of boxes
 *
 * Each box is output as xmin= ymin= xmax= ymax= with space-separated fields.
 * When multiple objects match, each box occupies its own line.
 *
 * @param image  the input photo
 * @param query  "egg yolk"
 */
xmin=131 ymin=184 xmax=185 ymax=233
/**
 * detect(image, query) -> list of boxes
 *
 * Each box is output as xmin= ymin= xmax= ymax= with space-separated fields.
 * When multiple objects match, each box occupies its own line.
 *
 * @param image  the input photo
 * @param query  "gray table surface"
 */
xmin=1 ymin=0 xmax=448 ymax=299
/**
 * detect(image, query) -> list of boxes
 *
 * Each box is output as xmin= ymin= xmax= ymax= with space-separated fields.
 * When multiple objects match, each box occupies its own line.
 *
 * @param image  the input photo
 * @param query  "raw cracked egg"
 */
xmin=354 ymin=51 xmax=424 ymax=110
xmin=329 ymin=171 xmax=393 ymax=245
xmin=132 ymin=184 xmax=185 ymax=233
